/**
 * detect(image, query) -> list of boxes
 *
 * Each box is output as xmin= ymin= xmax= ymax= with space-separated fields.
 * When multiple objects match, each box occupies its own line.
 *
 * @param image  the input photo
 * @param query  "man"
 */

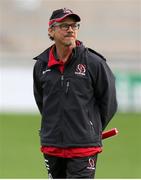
xmin=33 ymin=8 xmax=117 ymax=179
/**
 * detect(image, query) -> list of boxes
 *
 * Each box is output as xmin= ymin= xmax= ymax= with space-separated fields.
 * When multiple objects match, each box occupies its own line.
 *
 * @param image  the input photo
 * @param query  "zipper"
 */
xmin=66 ymin=81 xmax=70 ymax=94
xmin=61 ymin=74 xmax=64 ymax=87
xmin=60 ymin=74 xmax=64 ymax=145
xmin=61 ymin=74 xmax=70 ymax=94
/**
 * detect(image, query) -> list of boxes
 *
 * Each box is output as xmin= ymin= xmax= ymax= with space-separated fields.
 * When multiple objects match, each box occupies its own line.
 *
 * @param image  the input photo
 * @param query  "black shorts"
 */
xmin=43 ymin=153 xmax=98 ymax=179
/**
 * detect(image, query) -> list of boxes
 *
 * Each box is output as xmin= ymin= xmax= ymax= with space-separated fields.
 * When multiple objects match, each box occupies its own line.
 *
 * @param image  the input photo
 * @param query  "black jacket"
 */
xmin=33 ymin=42 xmax=117 ymax=148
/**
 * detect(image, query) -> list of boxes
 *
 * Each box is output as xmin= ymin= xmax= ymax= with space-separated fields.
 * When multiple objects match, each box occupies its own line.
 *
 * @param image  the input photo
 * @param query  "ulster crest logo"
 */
xmin=87 ymin=158 xmax=96 ymax=170
xmin=75 ymin=64 xmax=86 ymax=76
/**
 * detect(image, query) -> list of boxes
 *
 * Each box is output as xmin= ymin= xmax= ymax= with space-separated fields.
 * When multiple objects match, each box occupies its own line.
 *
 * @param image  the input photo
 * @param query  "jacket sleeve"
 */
xmin=33 ymin=61 xmax=43 ymax=114
xmin=94 ymin=60 xmax=118 ymax=130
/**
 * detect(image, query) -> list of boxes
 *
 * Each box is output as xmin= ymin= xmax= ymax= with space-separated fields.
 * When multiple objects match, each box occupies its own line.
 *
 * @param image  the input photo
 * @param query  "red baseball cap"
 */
xmin=49 ymin=8 xmax=81 ymax=27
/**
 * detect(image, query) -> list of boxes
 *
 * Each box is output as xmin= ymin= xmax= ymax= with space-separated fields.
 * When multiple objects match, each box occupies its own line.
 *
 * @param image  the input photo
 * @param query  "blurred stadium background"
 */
xmin=0 ymin=0 xmax=141 ymax=178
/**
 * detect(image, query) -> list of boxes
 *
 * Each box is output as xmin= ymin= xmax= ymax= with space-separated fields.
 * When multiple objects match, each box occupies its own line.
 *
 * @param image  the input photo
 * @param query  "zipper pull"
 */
xmin=61 ymin=75 xmax=64 ymax=87
xmin=66 ymin=81 xmax=70 ymax=94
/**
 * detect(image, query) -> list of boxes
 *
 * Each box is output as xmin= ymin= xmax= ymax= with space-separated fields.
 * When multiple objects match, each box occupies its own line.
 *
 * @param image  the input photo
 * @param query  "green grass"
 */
xmin=0 ymin=113 xmax=47 ymax=178
xmin=0 ymin=112 xmax=141 ymax=178
xmin=96 ymin=113 xmax=141 ymax=178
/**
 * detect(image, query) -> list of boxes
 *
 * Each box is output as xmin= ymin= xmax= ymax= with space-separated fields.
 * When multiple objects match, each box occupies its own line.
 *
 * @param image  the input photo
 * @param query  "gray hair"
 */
xmin=48 ymin=22 xmax=60 ymax=41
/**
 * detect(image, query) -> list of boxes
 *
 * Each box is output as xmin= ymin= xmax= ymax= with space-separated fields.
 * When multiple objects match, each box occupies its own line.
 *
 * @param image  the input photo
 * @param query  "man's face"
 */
xmin=48 ymin=17 xmax=80 ymax=47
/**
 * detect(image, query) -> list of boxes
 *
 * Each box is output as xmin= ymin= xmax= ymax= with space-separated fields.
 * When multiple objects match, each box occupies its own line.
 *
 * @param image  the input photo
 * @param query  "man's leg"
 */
xmin=66 ymin=154 xmax=98 ymax=179
xmin=43 ymin=154 xmax=67 ymax=179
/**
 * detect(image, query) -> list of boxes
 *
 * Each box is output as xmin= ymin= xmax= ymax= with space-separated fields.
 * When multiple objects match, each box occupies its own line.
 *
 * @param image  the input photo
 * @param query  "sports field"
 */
xmin=0 ymin=112 xmax=141 ymax=178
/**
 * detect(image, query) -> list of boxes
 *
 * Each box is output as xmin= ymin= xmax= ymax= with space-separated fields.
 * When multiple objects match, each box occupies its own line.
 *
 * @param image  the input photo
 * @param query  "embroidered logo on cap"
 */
xmin=63 ymin=8 xmax=73 ymax=14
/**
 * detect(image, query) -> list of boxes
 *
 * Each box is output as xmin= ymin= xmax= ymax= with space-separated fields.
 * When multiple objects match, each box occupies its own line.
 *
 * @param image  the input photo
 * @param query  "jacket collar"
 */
xmin=33 ymin=46 xmax=51 ymax=63
xmin=33 ymin=40 xmax=85 ymax=64
xmin=48 ymin=45 xmax=61 ymax=68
